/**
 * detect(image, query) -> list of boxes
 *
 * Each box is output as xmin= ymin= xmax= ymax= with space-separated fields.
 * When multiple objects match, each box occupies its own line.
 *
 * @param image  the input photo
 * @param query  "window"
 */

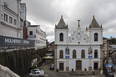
xmin=30 ymin=31 xmax=33 ymax=35
xmin=60 ymin=33 xmax=63 ymax=41
xmin=94 ymin=33 xmax=98 ymax=41
xmin=59 ymin=50 xmax=63 ymax=58
xmin=81 ymin=50 xmax=85 ymax=58
xmin=73 ymin=50 xmax=76 ymax=58
xmin=4 ymin=14 xmax=8 ymax=22
xmin=9 ymin=16 xmax=12 ymax=24
xmin=14 ymin=19 xmax=16 ymax=25
xmin=94 ymin=50 xmax=98 ymax=58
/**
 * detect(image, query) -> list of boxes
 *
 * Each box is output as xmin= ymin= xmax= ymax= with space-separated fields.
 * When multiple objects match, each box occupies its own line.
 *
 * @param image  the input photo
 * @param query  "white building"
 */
xmin=54 ymin=16 xmax=103 ymax=71
xmin=0 ymin=64 xmax=20 ymax=77
xmin=27 ymin=25 xmax=46 ymax=50
xmin=0 ymin=0 xmax=23 ymax=38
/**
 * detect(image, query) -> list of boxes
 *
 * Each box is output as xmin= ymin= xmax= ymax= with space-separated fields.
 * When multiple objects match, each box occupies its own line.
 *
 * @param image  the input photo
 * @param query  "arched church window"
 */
xmin=94 ymin=33 xmax=98 ymax=41
xmin=81 ymin=50 xmax=85 ymax=58
xmin=94 ymin=50 xmax=98 ymax=58
xmin=60 ymin=33 xmax=63 ymax=41
xmin=73 ymin=50 xmax=76 ymax=58
xmin=59 ymin=50 xmax=63 ymax=58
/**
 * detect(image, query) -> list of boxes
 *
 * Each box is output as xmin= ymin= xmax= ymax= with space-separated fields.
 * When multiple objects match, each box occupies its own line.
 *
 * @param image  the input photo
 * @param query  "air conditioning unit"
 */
xmin=4 ymin=2 xmax=7 ymax=7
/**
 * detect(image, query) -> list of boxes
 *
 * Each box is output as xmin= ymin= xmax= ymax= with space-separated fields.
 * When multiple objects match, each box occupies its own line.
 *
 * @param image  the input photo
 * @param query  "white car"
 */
xmin=29 ymin=69 xmax=44 ymax=77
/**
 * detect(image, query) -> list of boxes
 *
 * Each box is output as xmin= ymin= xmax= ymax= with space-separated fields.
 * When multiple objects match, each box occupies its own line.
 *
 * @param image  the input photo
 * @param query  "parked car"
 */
xmin=50 ymin=64 xmax=55 ymax=70
xmin=29 ymin=68 xmax=44 ymax=77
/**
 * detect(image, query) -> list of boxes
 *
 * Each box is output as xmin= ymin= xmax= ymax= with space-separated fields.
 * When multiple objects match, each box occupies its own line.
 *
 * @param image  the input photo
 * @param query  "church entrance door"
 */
xmin=59 ymin=63 xmax=64 ymax=70
xmin=76 ymin=60 xmax=82 ymax=70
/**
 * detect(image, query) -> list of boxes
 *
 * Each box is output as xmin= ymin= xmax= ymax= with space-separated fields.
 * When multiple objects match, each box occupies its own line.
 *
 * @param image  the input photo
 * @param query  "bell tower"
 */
xmin=87 ymin=16 xmax=103 ymax=44
xmin=55 ymin=16 xmax=69 ymax=44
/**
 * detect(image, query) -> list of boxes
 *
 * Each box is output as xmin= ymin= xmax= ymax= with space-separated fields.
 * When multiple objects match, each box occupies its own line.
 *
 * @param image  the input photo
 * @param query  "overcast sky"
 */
xmin=21 ymin=0 xmax=116 ymax=42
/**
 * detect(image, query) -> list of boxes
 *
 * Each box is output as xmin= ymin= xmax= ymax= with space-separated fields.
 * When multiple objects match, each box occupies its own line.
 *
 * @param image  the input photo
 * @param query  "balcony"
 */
xmin=28 ymin=35 xmax=36 ymax=38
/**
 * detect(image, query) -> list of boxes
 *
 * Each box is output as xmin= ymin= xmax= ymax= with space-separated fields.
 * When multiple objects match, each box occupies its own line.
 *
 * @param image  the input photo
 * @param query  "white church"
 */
xmin=54 ymin=16 xmax=103 ymax=71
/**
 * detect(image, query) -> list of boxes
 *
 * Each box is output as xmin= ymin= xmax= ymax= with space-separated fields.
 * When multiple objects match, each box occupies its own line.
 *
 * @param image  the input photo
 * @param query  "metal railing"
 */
xmin=103 ymin=64 xmax=110 ymax=77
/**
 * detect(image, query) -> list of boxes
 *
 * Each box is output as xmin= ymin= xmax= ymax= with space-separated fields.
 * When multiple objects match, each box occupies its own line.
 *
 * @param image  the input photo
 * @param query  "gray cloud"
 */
xmin=21 ymin=0 xmax=116 ymax=42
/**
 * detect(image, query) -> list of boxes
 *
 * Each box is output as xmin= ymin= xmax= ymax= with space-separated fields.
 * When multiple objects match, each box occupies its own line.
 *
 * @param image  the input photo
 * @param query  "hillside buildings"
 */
xmin=103 ymin=38 xmax=109 ymax=57
xmin=0 ymin=0 xmax=23 ymax=38
xmin=27 ymin=25 xmax=46 ymax=50
xmin=54 ymin=16 xmax=103 ymax=71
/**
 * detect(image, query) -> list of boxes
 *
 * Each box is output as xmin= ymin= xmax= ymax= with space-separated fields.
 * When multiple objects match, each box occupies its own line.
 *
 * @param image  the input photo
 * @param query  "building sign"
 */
xmin=0 ymin=35 xmax=35 ymax=47
xmin=88 ymin=46 xmax=92 ymax=58
xmin=65 ymin=46 xmax=70 ymax=59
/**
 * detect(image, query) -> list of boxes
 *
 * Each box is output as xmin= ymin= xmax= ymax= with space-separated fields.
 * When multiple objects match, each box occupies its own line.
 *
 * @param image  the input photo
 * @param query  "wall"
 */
xmin=55 ymin=29 xmax=68 ymax=44
xmin=23 ymin=26 xmax=27 ymax=39
xmin=57 ymin=45 xmax=101 ymax=71
xmin=0 ymin=48 xmax=47 ymax=77
xmin=0 ymin=0 xmax=23 ymax=38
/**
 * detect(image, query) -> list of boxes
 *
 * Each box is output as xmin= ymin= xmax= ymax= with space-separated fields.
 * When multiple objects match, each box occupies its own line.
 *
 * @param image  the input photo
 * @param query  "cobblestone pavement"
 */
xmin=39 ymin=63 xmax=105 ymax=77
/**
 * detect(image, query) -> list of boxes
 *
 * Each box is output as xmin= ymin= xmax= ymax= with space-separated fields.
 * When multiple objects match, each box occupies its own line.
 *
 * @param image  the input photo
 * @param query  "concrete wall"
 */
xmin=0 ymin=48 xmax=47 ymax=77
xmin=0 ymin=64 xmax=20 ymax=77
xmin=56 ymin=45 xmax=101 ymax=71
xmin=23 ymin=26 xmax=27 ymax=39
xmin=90 ymin=29 xmax=103 ymax=44
xmin=55 ymin=29 xmax=68 ymax=44
xmin=57 ymin=45 xmax=100 ymax=59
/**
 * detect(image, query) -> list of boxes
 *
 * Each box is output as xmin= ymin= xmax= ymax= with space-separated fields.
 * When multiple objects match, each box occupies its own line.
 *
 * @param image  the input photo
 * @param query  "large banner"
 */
xmin=88 ymin=46 xmax=92 ymax=58
xmin=0 ymin=35 xmax=35 ymax=47
xmin=65 ymin=46 xmax=70 ymax=59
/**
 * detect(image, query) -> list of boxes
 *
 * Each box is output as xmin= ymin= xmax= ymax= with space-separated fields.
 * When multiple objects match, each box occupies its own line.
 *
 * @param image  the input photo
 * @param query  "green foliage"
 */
xmin=72 ymin=69 xmax=74 ymax=72
xmin=109 ymin=38 xmax=116 ymax=45
xmin=84 ymin=68 xmax=87 ymax=71
xmin=98 ymin=68 xmax=101 ymax=71
xmin=30 ymin=65 xmax=37 ymax=70
xmin=56 ymin=69 xmax=59 ymax=72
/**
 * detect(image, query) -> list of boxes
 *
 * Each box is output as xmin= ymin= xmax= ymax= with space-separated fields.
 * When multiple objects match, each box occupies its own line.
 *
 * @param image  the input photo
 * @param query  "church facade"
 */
xmin=54 ymin=16 xmax=103 ymax=71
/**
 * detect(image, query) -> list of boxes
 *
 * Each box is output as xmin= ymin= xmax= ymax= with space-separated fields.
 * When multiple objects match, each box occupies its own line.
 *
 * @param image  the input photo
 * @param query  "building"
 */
xmin=103 ymin=38 xmax=109 ymax=57
xmin=27 ymin=25 xmax=46 ymax=50
xmin=0 ymin=64 xmax=20 ymax=77
xmin=54 ymin=16 xmax=103 ymax=71
xmin=20 ymin=3 xmax=26 ymax=22
xmin=0 ymin=0 xmax=23 ymax=38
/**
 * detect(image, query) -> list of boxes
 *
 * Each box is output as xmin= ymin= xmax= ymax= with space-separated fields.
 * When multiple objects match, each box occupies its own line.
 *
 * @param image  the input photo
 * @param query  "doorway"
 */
xmin=59 ymin=63 xmax=64 ymax=70
xmin=76 ymin=60 xmax=82 ymax=70
xmin=94 ymin=63 xmax=98 ymax=70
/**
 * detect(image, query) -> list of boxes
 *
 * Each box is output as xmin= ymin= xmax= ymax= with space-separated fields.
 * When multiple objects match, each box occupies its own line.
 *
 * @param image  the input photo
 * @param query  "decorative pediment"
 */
xmin=68 ymin=26 xmax=89 ymax=44
xmin=76 ymin=32 xmax=82 ymax=40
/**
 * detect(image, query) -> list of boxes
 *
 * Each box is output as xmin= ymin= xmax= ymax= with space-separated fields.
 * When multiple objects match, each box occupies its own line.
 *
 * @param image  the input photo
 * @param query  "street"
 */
xmin=39 ymin=63 xmax=105 ymax=77
xmin=108 ymin=57 xmax=116 ymax=77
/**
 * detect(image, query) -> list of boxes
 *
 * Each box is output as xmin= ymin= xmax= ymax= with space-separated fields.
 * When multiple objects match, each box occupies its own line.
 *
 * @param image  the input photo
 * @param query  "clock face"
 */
xmin=76 ymin=33 xmax=82 ymax=39
xmin=78 ymin=35 xmax=80 ymax=38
